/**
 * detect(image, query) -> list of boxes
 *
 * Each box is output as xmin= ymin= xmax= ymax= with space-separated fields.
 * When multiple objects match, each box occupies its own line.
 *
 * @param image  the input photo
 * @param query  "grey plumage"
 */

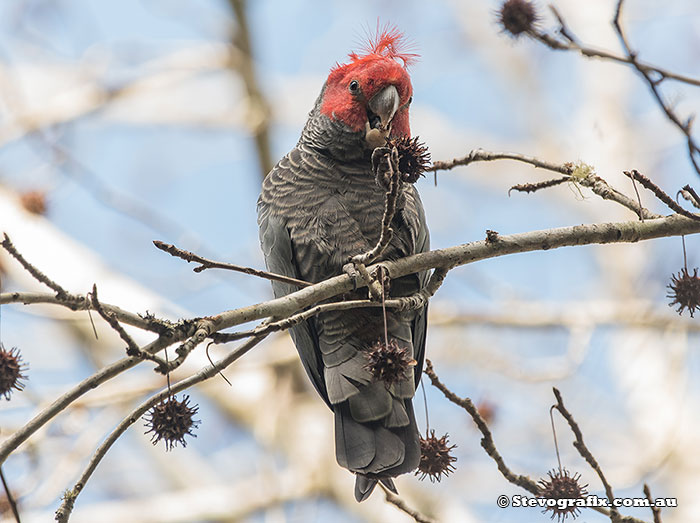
xmin=258 ymin=87 xmax=430 ymax=501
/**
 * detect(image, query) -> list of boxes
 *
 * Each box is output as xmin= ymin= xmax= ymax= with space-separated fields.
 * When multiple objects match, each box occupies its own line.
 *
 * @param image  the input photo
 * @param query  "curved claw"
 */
xmin=342 ymin=262 xmax=360 ymax=292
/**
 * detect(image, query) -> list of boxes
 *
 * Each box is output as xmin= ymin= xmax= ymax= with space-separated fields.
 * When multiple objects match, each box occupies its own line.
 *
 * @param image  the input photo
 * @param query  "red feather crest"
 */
xmin=339 ymin=25 xmax=418 ymax=70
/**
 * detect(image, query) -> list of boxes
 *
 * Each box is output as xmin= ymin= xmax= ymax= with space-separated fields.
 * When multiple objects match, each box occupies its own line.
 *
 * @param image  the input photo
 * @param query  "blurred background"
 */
xmin=0 ymin=0 xmax=699 ymax=521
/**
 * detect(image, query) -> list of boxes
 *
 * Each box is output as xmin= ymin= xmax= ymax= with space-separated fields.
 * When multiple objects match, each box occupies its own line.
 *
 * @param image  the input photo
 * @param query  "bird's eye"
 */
xmin=408 ymin=96 xmax=413 ymax=105
xmin=348 ymin=80 xmax=359 ymax=93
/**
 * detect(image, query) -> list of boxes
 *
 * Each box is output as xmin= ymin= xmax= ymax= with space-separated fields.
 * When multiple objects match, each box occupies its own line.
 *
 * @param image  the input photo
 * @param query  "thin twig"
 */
xmin=428 ymin=149 xmax=573 ymax=174
xmin=529 ymin=6 xmax=700 ymax=88
xmin=211 ymin=267 xmax=444 ymax=345
xmin=428 ymin=150 xmax=660 ymax=219
xmin=350 ymin=147 xmax=403 ymax=300
xmin=0 ymin=292 xmax=165 ymax=332
xmin=381 ymin=484 xmax=436 ymax=523
xmin=623 ymin=170 xmax=700 ymax=221
xmin=153 ymin=240 xmax=311 ymax=288
xmin=525 ymin=2 xmax=700 ymax=176
xmin=552 ymin=387 xmax=620 ymax=522
xmin=161 ymin=321 xmax=214 ymax=372
xmin=90 ymin=285 xmax=169 ymax=372
xmin=0 ymin=332 xmax=188 ymax=465
xmin=612 ymin=0 xmax=700 ymax=176
xmin=426 ymin=362 xmax=645 ymax=522
xmin=679 ymin=185 xmax=700 ymax=210
xmin=210 ymin=299 xmax=389 ymax=344
xmin=54 ymin=335 xmax=267 ymax=523
xmin=0 ymin=466 xmax=21 ymax=523
xmin=423 ymin=359 xmax=540 ymax=495
xmin=509 ymin=176 xmax=570 ymax=195
xmin=643 ymin=484 xmax=662 ymax=523
xmin=1 ymin=233 xmax=69 ymax=297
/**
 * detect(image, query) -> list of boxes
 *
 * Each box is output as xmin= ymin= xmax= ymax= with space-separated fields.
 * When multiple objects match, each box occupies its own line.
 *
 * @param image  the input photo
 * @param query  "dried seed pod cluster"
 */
xmin=538 ymin=468 xmax=588 ymax=521
xmin=388 ymin=135 xmax=431 ymax=184
xmin=0 ymin=344 xmax=28 ymax=400
xmin=364 ymin=339 xmax=416 ymax=386
xmin=145 ymin=394 xmax=200 ymax=451
xmin=667 ymin=267 xmax=700 ymax=317
xmin=416 ymin=430 xmax=457 ymax=482
xmin=498 ymin=0 xmax=539 ymax=38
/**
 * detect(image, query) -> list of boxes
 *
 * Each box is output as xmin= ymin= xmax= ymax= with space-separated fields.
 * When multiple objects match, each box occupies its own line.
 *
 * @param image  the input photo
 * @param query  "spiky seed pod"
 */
xmin=667 ymin=267 xmax=700 ymax=317
xmin=538 ymin=468 xmax=588 ymax=521
xmin=416 ymin=430 xmax=457 ymax=482
xmin=0 ymin=345 xmax=28 ymax=400
xmin=365 ymin=339 xmax=416 ymax=386
xmin=498 ymin=0 xmax=539 ymax=38
xmin=389 ymin=135 xmax=431 ymax=183
xmin=144 ymin=394 xmax=200 ymax=451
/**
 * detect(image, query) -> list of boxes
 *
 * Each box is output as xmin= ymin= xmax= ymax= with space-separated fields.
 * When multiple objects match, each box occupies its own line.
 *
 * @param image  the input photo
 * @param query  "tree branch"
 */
xmin=3 ymin=214 xmax=698 ymax=471
xmin=429 ymin=150 xmax=661 ymax=219
xmin=2 ymin=233 xmax=69 ymax=298
xmin=525 ymin=2 xmax=700 ymax=177
xmin=54 ymin=335 xmax=267 ymax=522
xmin=532 ymin=5 xmax=700 ymax=88
xmin=424 ymin=359 xmax=540 ymax=494
xmin=382 ymin=485 xmax=436 ymax=523
xmin=153 ymin=240 xmax=311 ymax=288
xmin=552 ymin=387 xmax=622 ymax=522
xmin=0 ymin=291 xmax=165 ymax=333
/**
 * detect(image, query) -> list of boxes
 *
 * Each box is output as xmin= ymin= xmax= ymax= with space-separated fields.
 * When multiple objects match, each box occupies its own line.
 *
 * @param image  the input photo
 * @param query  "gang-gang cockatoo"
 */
xmin=257 ymin=28 xmax=430 ymax=502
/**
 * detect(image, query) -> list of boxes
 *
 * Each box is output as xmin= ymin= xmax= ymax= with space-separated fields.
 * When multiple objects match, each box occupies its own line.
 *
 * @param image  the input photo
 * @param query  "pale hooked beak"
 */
xmin=365 ymin=84 xmax=400 ymax=148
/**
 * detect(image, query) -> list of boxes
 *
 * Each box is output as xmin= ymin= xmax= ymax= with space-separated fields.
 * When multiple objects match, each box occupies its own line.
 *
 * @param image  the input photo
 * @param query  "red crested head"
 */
xmin=319 ymin=27 xmax=416 ymax=146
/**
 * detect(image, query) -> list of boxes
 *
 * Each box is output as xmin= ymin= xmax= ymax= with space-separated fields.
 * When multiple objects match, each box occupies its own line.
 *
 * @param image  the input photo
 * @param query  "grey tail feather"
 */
xmin=354 ymin=475 xmax=378 ymax=502
xmin=380 ymin=478 xmax=398 ymax=494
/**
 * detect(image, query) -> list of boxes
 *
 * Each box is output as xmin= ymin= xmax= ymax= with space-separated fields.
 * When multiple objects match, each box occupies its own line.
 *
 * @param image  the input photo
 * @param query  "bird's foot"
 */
xmin=343 ymin=262 xmax=361 ymax=291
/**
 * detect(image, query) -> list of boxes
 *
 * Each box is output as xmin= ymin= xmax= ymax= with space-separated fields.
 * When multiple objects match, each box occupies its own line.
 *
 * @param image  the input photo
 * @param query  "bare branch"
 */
xmin=429 ymin=148 xmax=573 ymax=175
xmin=153 ymin=240 xmax=311 ymax=288
xmin=55 ymin=335 xmax=267 ymax=522
xmin=424 ymin=360 xmax=540 ymax=494
xmin=382 ymin=485 xmax=436 ymax=523
xmin=0 ymin=292 xmax=164 ymax=333
xmin=518 ymin=2 xmax=700 ymax=176
xmin=509 ymin=176 xmax=570 ymax=195
xmin=552 ymin=387 xmax=621 ymax=522
xmin=90 ymin=285 xmax=168 ymax=372
xmin=623 ymin=170 xmax=700 ymax=221
xmin=643 ymin=484 xmax=663 ymax=523
xmin=529 ymin=6 xmax=700 ymax=88
xmin=2 ymin=233 xmax=69 ymax=298
xmin=3 ymin=214 xmax=699 ymax=469
xmin=0 ymin=466 xmax=21 ymax=523
xmin=679 ymin=185 xmax=700 ymax=210
xmin=0 ymin=333 xmax=185 ymax=465
xmin=428 ymin=151 xmax=660 ymax=219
